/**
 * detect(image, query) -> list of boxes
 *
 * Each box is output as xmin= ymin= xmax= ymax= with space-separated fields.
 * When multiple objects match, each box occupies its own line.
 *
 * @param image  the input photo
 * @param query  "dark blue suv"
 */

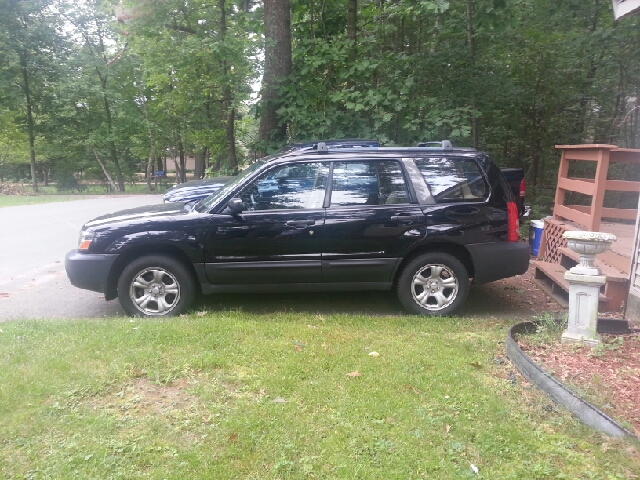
xmin=66 ymin=142 xmax=529 ymax=317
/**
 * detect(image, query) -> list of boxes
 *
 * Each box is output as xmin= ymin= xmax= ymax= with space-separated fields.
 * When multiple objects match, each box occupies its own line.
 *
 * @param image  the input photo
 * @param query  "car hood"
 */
xmin=83 ymin=202 xmax=188 ymax=229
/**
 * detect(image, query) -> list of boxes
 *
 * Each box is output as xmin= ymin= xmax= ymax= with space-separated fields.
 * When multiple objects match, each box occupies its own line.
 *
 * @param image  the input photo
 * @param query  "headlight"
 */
xmin=78 ymin=230 xmax=94 ymax=251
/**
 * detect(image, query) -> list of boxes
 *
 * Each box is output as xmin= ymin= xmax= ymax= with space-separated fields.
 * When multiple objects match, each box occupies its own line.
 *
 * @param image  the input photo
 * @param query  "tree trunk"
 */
xmin=465 ymin=0 xmax=479 ymax=149
xmin=93 ymin=148 xmax=119 ymax=192
xmin=20 ymin=50 xmax=38 ymax=192
xmin=219 ymin=0 xmax=237 ymax=173
xmin=194 ymin=150 xmax=206 ymax=179
xmin=346 ymin=0 xmax=357 ymax=86
xmin=178 ymin=140 xmax=187 ymax=183
xmin=226 ymin=108 xmax=238 ymax=174
xmin=347 ymin=0 xmax=357 ymax=45
xmin=97 ymin=68 xmax=125 ymax=192
xmin=258 ymin=0 xmax=292 ymax=151
xmin=146 ymin=142 xmax=156 ymax=191
xmin=109 ymin=139 xmax=125 ymax=192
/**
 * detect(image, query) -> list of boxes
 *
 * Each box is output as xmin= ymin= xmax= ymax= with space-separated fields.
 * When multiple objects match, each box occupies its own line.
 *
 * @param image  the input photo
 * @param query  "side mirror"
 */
xmin=225 ymin=197 xmax=243 ymax=215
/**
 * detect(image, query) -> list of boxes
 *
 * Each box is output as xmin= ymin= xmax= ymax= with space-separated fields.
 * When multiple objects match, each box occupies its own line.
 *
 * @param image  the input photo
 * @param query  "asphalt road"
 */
xmin=0 ymin=195 xmax=550 ymax=321
xmin=0 ymin=195 xmax=163 ymax=321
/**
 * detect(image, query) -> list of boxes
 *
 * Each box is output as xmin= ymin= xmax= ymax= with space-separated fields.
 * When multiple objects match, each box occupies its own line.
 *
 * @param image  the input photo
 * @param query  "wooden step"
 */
xmin=595 ymin=248 xmax=631 ymax=274
xmin=533 ymin=260 xmax=571 ymax=307
xmin=533 ymin=260 xmax=620 ymax=311
xmin=557 ymin=247 xmax=629 ymax=281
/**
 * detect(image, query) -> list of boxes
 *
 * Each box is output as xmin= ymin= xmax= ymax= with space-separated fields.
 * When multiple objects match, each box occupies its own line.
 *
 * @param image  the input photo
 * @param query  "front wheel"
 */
xmin=117 ymin=255 xmax=196 ymax=317
xmin=397 ymin=253 xmax=470 ymax=316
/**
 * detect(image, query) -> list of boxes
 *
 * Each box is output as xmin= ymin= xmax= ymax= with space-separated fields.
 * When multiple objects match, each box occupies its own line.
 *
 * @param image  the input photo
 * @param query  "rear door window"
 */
xmin=415 ymin=157 xmax=488 ymax=203
xmin=330 ymin=161 xmax=409 ymax=206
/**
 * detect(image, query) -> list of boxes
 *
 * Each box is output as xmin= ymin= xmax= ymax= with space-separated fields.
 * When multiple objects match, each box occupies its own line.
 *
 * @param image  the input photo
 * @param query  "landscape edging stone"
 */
xmin=505 ymin=321 xmax=638 ymax=440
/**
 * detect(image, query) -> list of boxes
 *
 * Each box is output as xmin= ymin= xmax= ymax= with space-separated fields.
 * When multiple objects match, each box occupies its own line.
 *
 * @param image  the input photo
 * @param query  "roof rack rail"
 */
xmin=416 ymin=140 xmax=453 ymax=150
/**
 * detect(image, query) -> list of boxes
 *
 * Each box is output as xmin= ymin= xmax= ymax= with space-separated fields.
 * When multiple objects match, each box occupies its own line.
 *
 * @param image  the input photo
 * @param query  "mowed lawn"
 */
xmin=0 ymin=312 xmax=637 ymax=479
xmin=0 ymin=194 xmax=90 ymax=208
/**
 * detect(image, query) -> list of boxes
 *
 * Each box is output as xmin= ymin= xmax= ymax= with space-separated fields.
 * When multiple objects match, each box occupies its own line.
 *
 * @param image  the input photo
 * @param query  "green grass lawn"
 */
xmin=0 ymin=194 xmax=92 ymax=208
xmin=0 ymin=313 xmax=637 ymax=479
xmin=0 ymin=182 xmax=168 ymax=208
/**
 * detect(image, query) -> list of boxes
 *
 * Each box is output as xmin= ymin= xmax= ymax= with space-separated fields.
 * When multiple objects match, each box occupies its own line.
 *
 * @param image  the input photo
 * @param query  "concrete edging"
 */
xmin=505 ymin=321 xmax=638 ymax=440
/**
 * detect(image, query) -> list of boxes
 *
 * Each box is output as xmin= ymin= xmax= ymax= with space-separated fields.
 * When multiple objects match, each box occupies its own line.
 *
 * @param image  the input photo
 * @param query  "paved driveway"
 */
xmin=0 ymin=196 xmax=559 ymax=321
xmin=0 ymin=196 xmax=162 ymax=320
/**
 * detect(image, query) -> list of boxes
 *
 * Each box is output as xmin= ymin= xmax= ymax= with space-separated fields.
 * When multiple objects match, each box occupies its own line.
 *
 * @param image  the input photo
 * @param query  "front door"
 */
xmin=322 ymin=160 xmax=426 ymax=284
xmin=204 ymin=162 xmax=329 ymax=285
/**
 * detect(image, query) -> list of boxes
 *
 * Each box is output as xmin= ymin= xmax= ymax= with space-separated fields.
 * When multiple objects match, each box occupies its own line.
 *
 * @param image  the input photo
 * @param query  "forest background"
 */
xmin=1 ymin=0 xmax=639 ymax=208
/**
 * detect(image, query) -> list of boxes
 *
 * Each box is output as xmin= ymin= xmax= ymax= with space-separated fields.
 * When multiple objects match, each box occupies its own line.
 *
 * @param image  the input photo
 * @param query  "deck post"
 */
xmin=589 ymin=148 xmax=611 ymax=232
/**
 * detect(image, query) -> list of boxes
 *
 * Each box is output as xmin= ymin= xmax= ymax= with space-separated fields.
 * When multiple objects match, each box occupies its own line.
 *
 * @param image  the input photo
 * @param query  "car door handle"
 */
xmin=285 ymin=219 xmax=316 ymax=227
xmin=391 ymin=215 xmax=421 ymax=223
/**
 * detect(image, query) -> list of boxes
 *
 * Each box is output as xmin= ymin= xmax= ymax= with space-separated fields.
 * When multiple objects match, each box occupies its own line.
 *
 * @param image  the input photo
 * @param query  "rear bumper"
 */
xmin=65 ymin=250 xmax=118 ymax=295
xmin=466 ymin=241 xmax=530 ymax=285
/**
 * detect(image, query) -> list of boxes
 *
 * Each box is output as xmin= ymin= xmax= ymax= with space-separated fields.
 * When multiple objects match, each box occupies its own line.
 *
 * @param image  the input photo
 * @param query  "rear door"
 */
xmin=322 ymin=159 xmax=426 ymax=284
xmin=414 ymin=156 xmax=503 ymax=244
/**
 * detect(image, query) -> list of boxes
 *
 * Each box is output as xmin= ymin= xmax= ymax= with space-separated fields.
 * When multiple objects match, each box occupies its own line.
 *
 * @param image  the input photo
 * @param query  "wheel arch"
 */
xmin=393 ymin=242 xmax=475 ymax=286
xmin=105 ymin=245 xmax=200 ymax=301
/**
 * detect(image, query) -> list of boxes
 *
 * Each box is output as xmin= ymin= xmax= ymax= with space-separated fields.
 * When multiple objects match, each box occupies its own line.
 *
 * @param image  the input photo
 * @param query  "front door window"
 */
xmin=240 ymin=162 xmax=328 ymax=211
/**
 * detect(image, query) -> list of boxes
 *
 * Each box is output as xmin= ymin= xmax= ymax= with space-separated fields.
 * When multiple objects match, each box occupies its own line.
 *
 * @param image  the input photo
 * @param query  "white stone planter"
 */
xmin=562 ymin=231 xmax=617 ymax=276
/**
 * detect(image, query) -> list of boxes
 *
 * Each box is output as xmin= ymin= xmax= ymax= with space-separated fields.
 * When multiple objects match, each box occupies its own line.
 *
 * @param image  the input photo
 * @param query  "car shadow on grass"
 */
xmin=192 ymin=279 xmax=555 ymax=319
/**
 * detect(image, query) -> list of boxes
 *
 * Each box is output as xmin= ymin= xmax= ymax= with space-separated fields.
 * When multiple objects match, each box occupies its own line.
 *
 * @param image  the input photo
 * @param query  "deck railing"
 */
xmin=553 ymin=144 xmax=640 ymax=232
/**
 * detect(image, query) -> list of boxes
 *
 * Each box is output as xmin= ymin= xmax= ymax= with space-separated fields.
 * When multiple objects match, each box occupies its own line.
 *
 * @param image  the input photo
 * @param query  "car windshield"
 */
xmin=194 ymin=161 xmax=265 ymax=213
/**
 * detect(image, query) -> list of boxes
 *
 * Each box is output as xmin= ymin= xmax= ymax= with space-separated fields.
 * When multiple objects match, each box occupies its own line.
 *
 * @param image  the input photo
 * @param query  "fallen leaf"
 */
xmin=272 ymin=397 xmax=287 ymax=403
xmin=228 ymin=433 xmax=238 ymax=443
xmin=469 ymin=361 xmax=482 ymax=369
xmin=368 ymin=351 xmax=380 ymax=357
xmin=445 ymin=424 xmax=451 ymax=433
xmin=293 ymin=340 xmax=305 ymax=351
xmin=346 ymin=371 xmax=362 ymax=377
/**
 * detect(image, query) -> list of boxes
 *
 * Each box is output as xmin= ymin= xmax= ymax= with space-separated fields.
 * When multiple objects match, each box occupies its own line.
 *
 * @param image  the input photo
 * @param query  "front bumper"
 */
xmin=466 ymin=241 xmax=530 ymax=285
xmin=65 ymin=250 xmax=119 ymax=295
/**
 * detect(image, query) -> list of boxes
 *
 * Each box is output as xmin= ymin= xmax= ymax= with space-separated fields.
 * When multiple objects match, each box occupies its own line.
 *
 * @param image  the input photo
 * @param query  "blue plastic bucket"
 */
xmin=529 ymin=220 xmax=544 ymax=257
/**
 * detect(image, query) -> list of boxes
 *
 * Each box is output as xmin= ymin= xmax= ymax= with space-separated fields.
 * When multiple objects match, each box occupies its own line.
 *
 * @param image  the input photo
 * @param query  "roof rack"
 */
xmin=308 ymin=140 xmax=476 ymax=156
xmin=416 ymin=140 xmax=453 ymax=150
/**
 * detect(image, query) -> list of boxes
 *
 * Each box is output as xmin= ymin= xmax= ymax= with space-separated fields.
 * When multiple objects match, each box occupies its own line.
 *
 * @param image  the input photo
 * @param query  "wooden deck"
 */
xmin=534 ymin=144 xmax=640 ymax=314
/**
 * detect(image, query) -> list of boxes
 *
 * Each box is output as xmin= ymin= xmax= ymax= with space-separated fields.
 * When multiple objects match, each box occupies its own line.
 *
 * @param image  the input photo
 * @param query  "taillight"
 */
xmin=519 ymin=178 xmax=526 ymax=198
xmin=507 ymin=201 xmax=519 ymax=242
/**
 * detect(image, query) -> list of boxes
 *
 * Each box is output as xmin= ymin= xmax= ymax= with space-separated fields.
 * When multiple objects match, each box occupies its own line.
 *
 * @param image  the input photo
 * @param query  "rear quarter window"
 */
xmin=415 ymin=157 xmax=489 ymax=203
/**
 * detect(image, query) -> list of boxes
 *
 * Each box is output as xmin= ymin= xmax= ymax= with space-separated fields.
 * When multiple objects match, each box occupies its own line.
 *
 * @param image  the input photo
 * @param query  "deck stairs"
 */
xmin=532 ymin=218 xmax=632 ymax=312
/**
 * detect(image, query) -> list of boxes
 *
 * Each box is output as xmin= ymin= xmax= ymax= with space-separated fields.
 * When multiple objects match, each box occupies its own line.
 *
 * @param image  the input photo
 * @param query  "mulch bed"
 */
xmin=519 ymin=333 xmax=640 ymax=437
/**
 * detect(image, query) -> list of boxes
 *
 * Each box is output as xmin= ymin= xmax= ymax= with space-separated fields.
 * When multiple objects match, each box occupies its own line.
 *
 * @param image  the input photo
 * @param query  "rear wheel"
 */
xmin=397 ymin=253 xmax=469 ymax=316
xmin=117 ymin=255 xmax=195 ymax=317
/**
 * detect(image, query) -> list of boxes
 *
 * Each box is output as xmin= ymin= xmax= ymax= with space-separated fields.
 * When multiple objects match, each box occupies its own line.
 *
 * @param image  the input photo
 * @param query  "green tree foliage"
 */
xmin=123 ymin=0 xmax=257 ymax=179
xmin=0 ymin=0 xmax=639 ymax=196
xmin=280 ymin=0 xmax=640 ymax=190
xmin=0 ymin=0 xmax=68 ymax=190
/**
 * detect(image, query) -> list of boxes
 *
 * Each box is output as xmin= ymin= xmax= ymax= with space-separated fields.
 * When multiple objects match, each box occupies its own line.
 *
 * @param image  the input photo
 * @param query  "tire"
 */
xmin=117 ymin=255 xmax=196 ymax=317
xmin=397 ymin=252 xmax=470 ymax=316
